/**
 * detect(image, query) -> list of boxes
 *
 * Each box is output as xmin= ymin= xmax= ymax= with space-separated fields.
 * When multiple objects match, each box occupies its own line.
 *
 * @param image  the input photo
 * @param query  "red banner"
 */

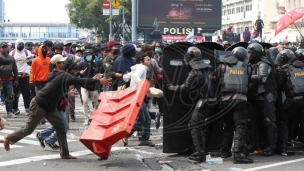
xmin=275 ymin=7 xmax=304 ymax=36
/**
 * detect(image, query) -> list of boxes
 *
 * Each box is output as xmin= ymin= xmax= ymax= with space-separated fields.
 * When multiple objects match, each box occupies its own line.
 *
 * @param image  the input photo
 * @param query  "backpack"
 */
xmin=12 ymin=49 xmax=28 ymax=57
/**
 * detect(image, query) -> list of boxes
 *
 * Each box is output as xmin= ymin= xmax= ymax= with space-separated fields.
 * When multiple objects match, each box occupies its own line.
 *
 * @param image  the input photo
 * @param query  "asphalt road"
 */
xmin=0 ymin=96 xmax=304 ymax=171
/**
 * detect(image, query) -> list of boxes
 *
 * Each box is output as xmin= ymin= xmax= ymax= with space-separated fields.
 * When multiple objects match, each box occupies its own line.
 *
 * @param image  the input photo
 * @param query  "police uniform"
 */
xmin=248 ymin=43 xmax=277 ymax=156
xmin=280 ymin=49 xmax=304 ymax=148
xmin=167 ymin=47 xmax=211 ymax=162
xmin=217 ymin=47 xmax=253 ymax=164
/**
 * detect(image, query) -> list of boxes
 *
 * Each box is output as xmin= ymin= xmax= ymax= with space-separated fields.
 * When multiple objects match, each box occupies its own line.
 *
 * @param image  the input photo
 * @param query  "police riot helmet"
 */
xmin=184 ymin=46 xmax=202 ymax=65
xmin=295 ymin=49 xmax=304 ymax=61
xmin=288 ymin=46 xmax=297 ymax=53
xmin=231 ymin=47 xmax=248 ymax=62
xmin=247 ymin=43 xmax=264 ymax=61
xmin=275 ymin=49 xmax=296 ymax=65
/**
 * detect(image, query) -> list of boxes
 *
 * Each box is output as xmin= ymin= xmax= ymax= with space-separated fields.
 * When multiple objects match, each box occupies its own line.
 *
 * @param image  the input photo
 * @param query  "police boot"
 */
xmin=262 ymin=120 xmax=277 ymax=156
xmin=298 ymin=122 xmax=304 ymax=143
xmin=276 ymin=122 xmax=288 ymax=156
xmin=234 ymin=153 xmax=254 ymax=164
xmin=189 ymin=129 xmax=206 ymax=163
xmin=233 ymin=135 xmax=254 ymax=164
xmin=221 ymin=126 xmax=234 ymax=158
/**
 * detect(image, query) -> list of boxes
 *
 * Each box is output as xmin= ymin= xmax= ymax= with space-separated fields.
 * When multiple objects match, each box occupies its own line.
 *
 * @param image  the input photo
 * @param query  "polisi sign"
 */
xmin=163 ymin=27 xmax=194 ymax=35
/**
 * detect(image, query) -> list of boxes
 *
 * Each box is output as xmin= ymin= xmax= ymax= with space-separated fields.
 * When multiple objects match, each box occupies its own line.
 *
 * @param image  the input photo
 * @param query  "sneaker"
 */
xmin=13 ymin=109 xmax=20 ymax=115
xmin=44 ymin=140 xmax=60 ymax=150
xmin=71 ymin=115 xmax=76 ymax=122
xmin=155 ymin=112 xmax=161 ymax=129
xmin=138 ymin=140 xmax=155 ymax=147
xmin=7 ymin=113 xmax=17 ymax=118
xmin=36 ymin=132 xmax=45 ymax=148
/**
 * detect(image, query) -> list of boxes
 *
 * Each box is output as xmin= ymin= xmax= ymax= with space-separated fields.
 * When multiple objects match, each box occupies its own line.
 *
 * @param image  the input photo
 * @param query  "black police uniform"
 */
xmin=216 ymin=47 xmax=253 ymax=164
xmin=167 ymin=47 xmax=211 ymax=162
xmin=282 ymin=49 xmax=304 ymax=145
xmin=247 ymin=43 xmax=277 ymax=156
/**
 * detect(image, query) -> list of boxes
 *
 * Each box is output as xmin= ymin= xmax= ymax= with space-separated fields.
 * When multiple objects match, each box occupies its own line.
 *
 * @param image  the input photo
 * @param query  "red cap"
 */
xmin=107 ymin=40 xmax=120 ymax=51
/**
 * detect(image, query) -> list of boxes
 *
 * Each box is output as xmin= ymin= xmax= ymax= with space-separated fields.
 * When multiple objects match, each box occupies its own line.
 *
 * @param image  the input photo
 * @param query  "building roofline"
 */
xmin=0 ymin=22 xmax=77 ymax=27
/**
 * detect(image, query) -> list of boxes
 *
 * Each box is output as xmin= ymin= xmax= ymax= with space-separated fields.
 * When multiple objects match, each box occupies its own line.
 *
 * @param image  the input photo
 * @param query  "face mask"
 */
xmin=75 ymin=56 xmax=81 ymax=60
xmin=86 ymin=56 xmax=92 ymax=61
xmin=113 ymin=49 xmax=120 ymax=55
xmin=147 ymin=52 xmax=153 ymax=58
xmin=17 ymin=46 xmax=24 ymax=51
xmin=155 ymin=49 xmax=162 ymax=53
xmin=136 ymin=48 xmax=141 ymax=51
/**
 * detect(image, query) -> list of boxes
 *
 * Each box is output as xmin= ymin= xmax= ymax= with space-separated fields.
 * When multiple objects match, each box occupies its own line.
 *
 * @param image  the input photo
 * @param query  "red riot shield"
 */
xmin=79 ymin=80 xmax=150 ymax=159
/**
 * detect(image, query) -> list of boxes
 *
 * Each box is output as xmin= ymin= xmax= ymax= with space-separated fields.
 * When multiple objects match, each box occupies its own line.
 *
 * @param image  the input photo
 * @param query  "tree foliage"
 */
xmin=66 ymin=0 xmax=132 ymax=42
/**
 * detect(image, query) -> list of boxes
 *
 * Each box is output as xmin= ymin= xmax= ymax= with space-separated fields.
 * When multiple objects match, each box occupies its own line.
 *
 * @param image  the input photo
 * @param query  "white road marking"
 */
xmin=0 ymin=147 xmax=126 ymax=167
xmin=0 ymin=134 xmax=77 ymax=146
xmin=125 ymin=148 xmax=154 ymax=154
xmin=243 ymin=158 xmax=304 ymax=171
xmin=0 ymin=143 xmax=23 ymax=149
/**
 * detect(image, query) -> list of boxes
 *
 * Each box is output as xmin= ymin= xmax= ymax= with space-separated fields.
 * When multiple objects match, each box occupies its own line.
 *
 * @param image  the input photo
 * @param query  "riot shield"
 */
xmin=162 ymin=42 xmax=195 ymax=153
xmin=259 ymin=42 xmax=273 ymax=50
xmin=195 ymin=42 xmax=226 ymax=150
xmin=226 ymin=42 xmax=249 ymax=51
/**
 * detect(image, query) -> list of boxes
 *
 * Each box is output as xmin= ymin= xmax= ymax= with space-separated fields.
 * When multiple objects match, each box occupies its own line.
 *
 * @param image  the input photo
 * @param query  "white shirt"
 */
xmin=123 ymin=64 xmax=148 ymax=87
xmin=9 ymin=49 xmax=31 ymax=74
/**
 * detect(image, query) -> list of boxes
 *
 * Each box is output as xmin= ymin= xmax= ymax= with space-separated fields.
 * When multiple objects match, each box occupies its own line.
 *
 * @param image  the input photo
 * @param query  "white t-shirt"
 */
xmin=123 ymin=64 xmax=148 ymax=87
xmin=9 ymin=49 xmax=32 ymax=74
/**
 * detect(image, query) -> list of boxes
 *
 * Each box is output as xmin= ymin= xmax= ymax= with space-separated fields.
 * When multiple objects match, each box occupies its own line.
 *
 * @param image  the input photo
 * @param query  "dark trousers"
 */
xmin=249 ymin=99 xmax=277 ymax=149
xmin=221 ymin=100 xmax=249 ymax=154
xmin=7 ymin=98 xmax=69 ymax=156
xmin=13 ymin=76 xmax=30 ymax=110
xmin=257 ymin=28 xmax=263 ymax=38
xmin=188 ymin=99 xmax=219 ymax=153
xmin=285 ymin=97 xmax=304 ymax=142
xmin=29 ymin=83 xmax=36 ymax=101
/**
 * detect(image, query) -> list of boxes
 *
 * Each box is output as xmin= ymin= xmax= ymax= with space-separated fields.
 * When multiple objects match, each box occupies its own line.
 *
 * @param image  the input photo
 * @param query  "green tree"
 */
xmin=66 ymin=0 xmax=132 ymax=42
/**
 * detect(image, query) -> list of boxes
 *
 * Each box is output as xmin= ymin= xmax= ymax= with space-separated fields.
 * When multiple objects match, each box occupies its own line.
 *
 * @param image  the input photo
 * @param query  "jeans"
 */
xmin=81 ymin=88 xmax=99 ymax=120
xmin=7 ymin=98 xmax=70 ymax=156
xmin=2 ymin=80 xmax=14 ymax=114
xmin=13 ymin=76 xmax=31 ymax=110
xmin=39 ymin=110 xmax=69 ymax=144
xmin=131 ymin=103 xmax=151 ymax=141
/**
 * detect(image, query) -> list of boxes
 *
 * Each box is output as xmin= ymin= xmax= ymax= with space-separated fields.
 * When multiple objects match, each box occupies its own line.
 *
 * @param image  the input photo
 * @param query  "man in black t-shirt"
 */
xmin=255 ymin=16 xmax=264 ymax=40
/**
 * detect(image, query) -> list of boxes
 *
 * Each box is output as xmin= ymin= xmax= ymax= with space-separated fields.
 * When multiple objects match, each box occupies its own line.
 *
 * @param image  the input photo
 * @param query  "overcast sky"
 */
xmin=3 ymin=0 xmax=70 ymax=23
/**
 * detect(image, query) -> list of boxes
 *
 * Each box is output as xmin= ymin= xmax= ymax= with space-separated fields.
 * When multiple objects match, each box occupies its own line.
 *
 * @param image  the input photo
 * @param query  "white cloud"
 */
xmin=3 ymin=0 xmax=70 ymax=23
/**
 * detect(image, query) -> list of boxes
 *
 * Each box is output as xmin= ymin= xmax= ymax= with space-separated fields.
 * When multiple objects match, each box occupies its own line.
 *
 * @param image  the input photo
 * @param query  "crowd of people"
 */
xmin=1 ymin=37 xmax=304 ymax=163
xmin=0 ymin=38 xmax=165 ymax=158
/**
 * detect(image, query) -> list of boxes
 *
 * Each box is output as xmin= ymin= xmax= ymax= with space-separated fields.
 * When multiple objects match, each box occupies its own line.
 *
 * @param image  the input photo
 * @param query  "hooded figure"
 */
xmin=114 ymin=44 xmax=136 ymax=88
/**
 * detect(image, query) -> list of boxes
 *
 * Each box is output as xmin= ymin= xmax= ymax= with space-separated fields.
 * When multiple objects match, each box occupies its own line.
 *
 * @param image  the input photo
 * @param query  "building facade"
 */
xmin=0 ymin=22 xmax=80 ymax=43
xmin=222 ymin=0 xmax=304 ymax=42
xmin=0 ymin=0 xmax=5 ymax=22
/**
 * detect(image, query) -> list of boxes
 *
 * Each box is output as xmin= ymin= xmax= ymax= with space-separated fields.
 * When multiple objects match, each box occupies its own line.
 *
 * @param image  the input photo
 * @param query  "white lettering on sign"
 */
xmin=163 ymin=27 xmax=193 ymax=35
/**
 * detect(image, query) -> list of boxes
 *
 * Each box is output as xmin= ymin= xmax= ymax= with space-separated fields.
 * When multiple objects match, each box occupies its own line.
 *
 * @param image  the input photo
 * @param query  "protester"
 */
xmin=3 ymin=54 xmax=111 ymax=159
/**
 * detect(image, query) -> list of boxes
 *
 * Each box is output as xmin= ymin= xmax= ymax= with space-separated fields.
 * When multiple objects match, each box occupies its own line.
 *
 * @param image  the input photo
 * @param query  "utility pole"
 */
xmin=131 ymin=0 xmax=137 ymax=42
xmin=109 ymin=1 xmax=113 ymax=40
xmin=122 ymin=6 xmax=125 ymax=43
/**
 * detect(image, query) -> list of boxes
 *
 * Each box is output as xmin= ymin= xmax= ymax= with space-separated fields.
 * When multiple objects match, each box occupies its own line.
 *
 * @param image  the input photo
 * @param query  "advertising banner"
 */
xmin=138 ymin=0 xmax=221 ymax=29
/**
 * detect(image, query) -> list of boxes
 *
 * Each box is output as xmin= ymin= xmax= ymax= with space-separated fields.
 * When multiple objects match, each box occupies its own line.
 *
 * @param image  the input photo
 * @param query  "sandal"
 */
xmin=122 ymin=137 xmax=128 ymax=146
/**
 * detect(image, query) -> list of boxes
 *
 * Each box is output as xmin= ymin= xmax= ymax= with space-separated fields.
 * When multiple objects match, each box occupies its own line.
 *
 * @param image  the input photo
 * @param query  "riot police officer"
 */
xmin=283 ymin=49 xmax=304 ymax=145
xmin=247 ymin=43 xmax=277 ymax=156
xmin=166 ymin=46 xmax=211 ymax=162
xmin=216 ymin=47 xmax=253 ymax=164
xmin=295 ymin=49 xmax=304 ymax=62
